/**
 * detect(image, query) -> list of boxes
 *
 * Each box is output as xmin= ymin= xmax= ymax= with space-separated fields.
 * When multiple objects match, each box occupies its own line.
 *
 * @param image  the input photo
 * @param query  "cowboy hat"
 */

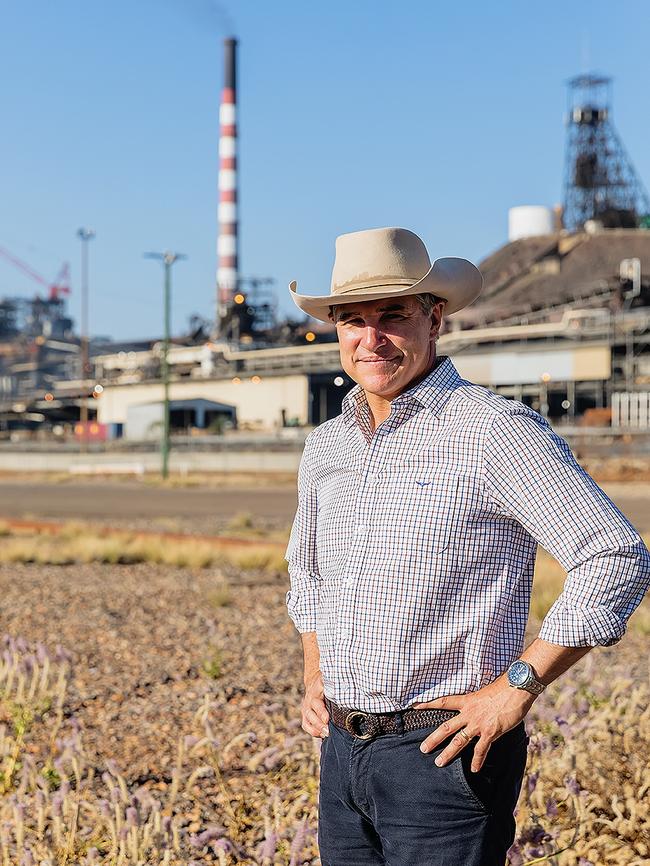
xmin=288 ymin=227 xmax=483 ymax=324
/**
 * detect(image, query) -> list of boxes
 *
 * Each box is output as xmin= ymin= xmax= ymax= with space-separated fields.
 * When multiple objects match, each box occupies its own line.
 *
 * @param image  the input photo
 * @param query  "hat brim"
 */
xmin=289 ymin=257 xmax=482 ymax=323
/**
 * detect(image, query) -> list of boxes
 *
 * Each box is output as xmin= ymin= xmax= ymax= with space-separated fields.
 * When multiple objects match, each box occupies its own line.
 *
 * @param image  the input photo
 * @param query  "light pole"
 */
xmin=540 ymin=372 xmax=552 ymax=419
xmin=144 ymin=251 xmax=187 ymax=479
xmin=77 ymin=228 xmax=95 ymax=452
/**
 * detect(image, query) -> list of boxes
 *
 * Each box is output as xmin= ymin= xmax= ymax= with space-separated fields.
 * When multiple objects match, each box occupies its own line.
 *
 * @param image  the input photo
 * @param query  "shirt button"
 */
xmin=356 ymin=524 xmax=367 ymax=535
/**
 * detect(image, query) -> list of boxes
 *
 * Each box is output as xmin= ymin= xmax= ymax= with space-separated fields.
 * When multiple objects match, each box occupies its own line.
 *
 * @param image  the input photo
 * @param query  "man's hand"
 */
xmin=301 ymin=668 xmax=330 ymax=738
xmin=412 ymin=675 xmax=537 ymax=772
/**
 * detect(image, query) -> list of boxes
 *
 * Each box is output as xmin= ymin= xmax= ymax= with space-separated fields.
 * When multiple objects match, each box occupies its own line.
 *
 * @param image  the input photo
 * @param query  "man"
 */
xmin=284 ymin=227 xmax=650 ymax=865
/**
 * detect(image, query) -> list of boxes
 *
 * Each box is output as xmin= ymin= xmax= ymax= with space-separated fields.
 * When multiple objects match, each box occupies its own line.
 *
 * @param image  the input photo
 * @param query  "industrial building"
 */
xmin=1 ymin=59 xmax=649 ymax=441
xmin=89 ymin=229 xmax=649 ymax=434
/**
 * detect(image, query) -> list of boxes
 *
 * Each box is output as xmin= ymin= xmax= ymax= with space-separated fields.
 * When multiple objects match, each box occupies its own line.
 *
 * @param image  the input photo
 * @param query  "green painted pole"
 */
xmin=162 ymin=258 xmax=171 ymax=479
xmin=143 ymin=250 xmax=186 ymax=481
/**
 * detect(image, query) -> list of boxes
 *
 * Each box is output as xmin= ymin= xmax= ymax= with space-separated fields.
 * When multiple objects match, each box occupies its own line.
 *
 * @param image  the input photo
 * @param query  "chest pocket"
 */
xmin=411 ymin=471 xmax=460 ymax=553
xmin=383 ymin=467 xmax=461 ymax=555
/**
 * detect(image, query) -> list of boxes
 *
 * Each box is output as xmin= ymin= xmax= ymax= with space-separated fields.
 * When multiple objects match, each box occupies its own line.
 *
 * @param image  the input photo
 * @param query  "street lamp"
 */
xmin=143 ymin=250 xmax=187 ymax=479
xmin=77 ymin=227 xmax=95 ymax=452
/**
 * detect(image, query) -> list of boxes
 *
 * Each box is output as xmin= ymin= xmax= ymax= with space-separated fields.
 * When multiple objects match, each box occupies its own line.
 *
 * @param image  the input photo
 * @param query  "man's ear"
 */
xmin=429 ymin=300 xmax=445 ymax=341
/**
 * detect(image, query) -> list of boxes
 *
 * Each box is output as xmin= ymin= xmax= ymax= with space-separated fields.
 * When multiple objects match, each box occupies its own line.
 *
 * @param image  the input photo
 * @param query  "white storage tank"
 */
xmin=508 ymin=206 xmax=554 ymax=241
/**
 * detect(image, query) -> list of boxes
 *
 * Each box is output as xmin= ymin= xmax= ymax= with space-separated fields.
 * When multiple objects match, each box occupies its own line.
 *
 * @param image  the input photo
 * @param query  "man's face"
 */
xmin=333 ymin=295 xmax=445 ymax=400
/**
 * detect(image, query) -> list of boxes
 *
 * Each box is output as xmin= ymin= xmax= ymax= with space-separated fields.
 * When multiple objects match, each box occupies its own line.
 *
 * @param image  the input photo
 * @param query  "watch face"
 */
xmin=509 ymin=661 xmax=530 ymax=686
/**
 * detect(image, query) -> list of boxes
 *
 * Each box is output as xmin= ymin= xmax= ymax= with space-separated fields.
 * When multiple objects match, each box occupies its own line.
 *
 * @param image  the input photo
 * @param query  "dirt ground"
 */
xmin=0 ymin=556 xmax=647 ymax=863
xmin=0 ymin=560 xmax=293 ymax=785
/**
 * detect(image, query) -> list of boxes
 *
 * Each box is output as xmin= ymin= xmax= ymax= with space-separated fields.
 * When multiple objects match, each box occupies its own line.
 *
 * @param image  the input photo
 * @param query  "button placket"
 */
xmin=337 ymin=432 xmax=382 ymax=657
xmin=336 ymin=434 xmax=388 ymax=694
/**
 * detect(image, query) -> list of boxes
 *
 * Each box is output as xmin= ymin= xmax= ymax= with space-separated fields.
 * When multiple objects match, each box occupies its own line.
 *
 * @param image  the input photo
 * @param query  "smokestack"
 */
xmin=215 ymin=37 xmax=238 ymax=336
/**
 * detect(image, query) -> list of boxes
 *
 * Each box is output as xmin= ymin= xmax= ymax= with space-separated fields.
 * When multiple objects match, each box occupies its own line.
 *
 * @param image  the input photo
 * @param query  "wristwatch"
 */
xmin=506 ymin=660 xmax=546 ymax=695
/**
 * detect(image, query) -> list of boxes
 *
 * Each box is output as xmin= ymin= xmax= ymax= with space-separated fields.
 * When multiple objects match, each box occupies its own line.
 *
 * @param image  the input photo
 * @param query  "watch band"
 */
xmin=523 ymin=676 xmax=546 ymax=695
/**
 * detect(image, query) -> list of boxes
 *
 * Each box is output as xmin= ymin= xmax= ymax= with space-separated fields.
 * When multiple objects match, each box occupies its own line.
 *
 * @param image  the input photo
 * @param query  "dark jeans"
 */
xmin=318 ymin=713 xmax=529 ymax=866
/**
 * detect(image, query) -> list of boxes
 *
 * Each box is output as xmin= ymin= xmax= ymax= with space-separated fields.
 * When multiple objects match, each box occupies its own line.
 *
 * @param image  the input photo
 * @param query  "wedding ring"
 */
xmin=458 ymin=727 xmax=471 ymax=742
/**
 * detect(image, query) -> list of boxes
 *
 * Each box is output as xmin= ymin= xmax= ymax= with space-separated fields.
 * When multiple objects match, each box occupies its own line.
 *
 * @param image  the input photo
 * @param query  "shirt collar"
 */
xmin=341 ymin=355 xmax=463 ymax=428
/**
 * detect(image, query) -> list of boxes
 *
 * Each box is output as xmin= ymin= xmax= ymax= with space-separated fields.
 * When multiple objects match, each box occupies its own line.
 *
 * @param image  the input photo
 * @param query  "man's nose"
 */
xmin=361 ymin=324 xmax=387 ymax=348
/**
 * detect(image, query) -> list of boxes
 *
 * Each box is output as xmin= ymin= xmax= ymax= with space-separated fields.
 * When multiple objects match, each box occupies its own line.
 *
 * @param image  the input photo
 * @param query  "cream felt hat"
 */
xmin=289 ymin=227 xmax=483 ymax=323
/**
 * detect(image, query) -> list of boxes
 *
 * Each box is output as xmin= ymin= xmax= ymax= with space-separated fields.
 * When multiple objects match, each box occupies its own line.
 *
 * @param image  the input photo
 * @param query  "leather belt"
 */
xmin=324 ymin=695 xmax=460 ymax=740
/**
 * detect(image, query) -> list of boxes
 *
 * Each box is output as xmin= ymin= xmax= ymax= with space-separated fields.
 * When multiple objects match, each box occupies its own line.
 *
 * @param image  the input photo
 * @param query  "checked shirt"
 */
xmin=285 ymin=354 xmax=650 ymax=712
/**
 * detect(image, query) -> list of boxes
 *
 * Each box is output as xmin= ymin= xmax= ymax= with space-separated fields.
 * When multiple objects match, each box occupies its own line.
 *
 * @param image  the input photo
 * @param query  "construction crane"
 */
xmin=0 ymin=245 xmax=71 ymax=301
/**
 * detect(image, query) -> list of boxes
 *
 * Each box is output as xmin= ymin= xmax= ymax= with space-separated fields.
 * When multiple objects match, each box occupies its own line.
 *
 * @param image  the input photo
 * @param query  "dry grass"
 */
xmin=207 ymin=582 xmax=234 ymax=608
xmin=0 ymin=521 xmax=287 ymax=573
xmin=509 ymin=653 xmax=650 ymax=865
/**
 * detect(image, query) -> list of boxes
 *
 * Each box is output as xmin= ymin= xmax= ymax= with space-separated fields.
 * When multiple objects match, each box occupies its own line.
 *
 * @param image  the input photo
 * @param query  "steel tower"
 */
xmin=562 ymin=74 xmax=650 ymax=231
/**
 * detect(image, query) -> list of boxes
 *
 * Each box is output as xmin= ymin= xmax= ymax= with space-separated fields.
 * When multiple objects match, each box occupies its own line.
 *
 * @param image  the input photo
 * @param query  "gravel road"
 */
xmin=0 ymin=479 xmax=648 ymax=533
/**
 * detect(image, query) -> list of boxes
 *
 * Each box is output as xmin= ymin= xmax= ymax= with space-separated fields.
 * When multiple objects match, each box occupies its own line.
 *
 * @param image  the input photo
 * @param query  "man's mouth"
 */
xmin=358 ymin=357 xmax=400 ymax=364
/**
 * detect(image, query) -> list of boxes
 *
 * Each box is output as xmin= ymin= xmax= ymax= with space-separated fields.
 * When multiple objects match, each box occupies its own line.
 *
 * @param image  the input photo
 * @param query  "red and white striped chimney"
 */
xmin=216 ymin=37 xmax=238 ymax=334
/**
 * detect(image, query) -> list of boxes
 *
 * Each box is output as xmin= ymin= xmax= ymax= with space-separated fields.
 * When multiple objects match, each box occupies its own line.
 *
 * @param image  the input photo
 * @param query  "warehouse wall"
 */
xmin=454 ymin=345 xmax=611 ymax=385
xmin=97 ymin=374 xmax=309 ymax=430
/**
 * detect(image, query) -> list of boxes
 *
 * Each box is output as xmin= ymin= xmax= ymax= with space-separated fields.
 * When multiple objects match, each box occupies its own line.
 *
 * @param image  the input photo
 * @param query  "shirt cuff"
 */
xmin=285 ymin=578 xmax=321 ymax=633
xmin=538 ymin=600 xmax=627 ymax=647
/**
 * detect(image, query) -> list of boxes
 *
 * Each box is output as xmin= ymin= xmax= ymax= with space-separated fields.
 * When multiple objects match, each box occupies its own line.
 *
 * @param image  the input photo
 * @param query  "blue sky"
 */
xmin=1 ymin=0 xmax=648 ymax=341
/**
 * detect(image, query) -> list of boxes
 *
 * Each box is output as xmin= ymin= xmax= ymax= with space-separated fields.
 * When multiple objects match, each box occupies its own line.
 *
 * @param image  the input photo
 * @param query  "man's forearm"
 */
xmin=301 ymin=631 xmax=321 ymax=686
xmin=517 ymin=636 xmax=593 ymax=687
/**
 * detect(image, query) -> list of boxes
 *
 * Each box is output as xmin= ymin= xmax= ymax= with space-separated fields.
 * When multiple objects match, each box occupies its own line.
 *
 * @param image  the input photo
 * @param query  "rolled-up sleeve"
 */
xmin=483 ymin=408 xmax=650 ymax=647
xmin=285 ymin=439 xmax=322 ymax=633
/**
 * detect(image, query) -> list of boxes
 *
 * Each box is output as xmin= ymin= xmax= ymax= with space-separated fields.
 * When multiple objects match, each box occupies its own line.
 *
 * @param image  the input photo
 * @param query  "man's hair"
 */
xmin=328 ymin=292 xmax=445 ymax=323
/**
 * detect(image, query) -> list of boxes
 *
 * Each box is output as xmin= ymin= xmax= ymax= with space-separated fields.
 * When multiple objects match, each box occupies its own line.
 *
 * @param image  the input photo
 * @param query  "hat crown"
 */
xmin=331 ymin=227 xmax=432 ymax=295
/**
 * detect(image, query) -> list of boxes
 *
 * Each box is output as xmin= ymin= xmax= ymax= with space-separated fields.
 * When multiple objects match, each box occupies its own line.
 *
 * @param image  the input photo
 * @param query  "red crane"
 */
xmin=0 ymin=245 xmax=71 ymax=301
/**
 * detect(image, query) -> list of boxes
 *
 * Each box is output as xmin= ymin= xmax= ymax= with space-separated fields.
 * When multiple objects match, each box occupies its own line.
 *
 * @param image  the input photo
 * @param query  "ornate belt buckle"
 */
xmin=345 ymin=710 xmax=373 ymax=739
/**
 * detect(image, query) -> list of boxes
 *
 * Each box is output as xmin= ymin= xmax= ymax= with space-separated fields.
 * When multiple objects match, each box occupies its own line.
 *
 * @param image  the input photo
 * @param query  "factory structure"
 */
xmin=1 ymin=60 xmax=650 ymax=442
